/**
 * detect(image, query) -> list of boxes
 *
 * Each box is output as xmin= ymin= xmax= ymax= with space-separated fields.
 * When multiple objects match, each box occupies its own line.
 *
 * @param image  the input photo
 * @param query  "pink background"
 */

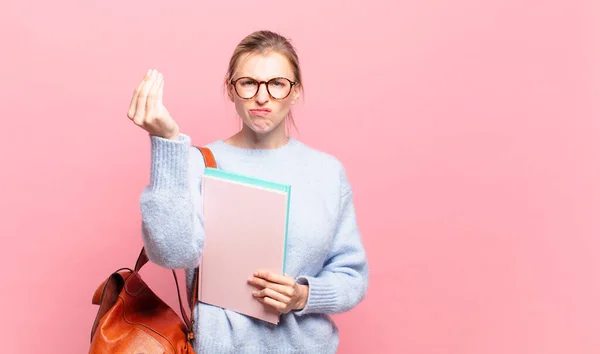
xmin=1 ymin=0 xmax=599 ymax=353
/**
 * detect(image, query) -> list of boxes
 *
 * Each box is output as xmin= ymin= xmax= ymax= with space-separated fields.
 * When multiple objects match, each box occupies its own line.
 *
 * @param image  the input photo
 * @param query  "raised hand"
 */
xmin=248 ymin=270 xmax=309 ymax=313
xmin=127 ymin=69 xmax=179 ymax=140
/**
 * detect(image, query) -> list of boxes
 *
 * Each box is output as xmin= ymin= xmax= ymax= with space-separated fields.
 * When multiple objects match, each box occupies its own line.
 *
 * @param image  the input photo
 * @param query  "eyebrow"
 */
xmin=232 ymin=76 xmax=293 ymax=81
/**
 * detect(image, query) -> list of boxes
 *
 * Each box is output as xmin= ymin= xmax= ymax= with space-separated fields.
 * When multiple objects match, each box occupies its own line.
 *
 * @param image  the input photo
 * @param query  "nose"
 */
xmin=255 ymin=82 xmax=270 ymax=104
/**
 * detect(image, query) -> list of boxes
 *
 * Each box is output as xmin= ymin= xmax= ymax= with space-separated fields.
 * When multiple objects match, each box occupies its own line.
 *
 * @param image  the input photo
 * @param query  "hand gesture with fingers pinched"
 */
xmin=248 ymin=271 xmax=309 ymax=313
xmin=127 ymin=69 xmax=179 ymax=140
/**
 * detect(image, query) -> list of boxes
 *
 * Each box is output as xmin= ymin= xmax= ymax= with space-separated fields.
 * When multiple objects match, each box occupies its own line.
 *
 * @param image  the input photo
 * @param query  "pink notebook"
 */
xmin=199 ymin=167 xmax=291 ymax=324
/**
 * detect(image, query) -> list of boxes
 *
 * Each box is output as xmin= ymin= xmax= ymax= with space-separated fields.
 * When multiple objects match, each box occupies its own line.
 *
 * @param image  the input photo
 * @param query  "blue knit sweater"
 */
xmin=139 ymin=133 xmax=369 ymax=353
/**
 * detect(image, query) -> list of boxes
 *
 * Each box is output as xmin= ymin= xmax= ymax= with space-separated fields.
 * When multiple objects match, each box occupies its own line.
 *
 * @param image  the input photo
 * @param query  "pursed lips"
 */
xmin=249 ymin=108 xmax=271 ymax=116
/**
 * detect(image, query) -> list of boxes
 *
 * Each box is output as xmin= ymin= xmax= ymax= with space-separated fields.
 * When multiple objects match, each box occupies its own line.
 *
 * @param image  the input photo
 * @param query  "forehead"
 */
xmin=235 ymin=52 xmax=293 ymax=80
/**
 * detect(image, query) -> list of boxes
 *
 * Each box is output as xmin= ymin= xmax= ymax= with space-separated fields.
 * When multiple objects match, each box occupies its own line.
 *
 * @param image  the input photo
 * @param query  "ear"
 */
xmin=226 ymin=82 xmax=235 ymax=102
xmin=291 ymin=85 xmax=301 ymax=105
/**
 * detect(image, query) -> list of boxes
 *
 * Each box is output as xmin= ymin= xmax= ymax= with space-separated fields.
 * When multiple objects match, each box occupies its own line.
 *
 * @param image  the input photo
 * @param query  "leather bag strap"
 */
xmin=197 ymin=146 xmax=216 ymax=170
xmin=192 ymin=146 xmax=217 ymax=303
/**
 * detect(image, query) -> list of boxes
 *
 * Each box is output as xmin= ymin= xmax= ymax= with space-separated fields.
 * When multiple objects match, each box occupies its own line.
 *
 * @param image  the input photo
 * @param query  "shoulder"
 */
xmin=187 ymin=138 xmax=225 ymax=170
xmin=293 ymin=139 xmax=352 ymax=191
xmin=292 ymin=138 xmax=341 ymax=164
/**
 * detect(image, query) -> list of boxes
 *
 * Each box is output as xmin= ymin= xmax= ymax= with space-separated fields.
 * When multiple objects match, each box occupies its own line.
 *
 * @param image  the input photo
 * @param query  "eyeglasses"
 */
xmin=230 ymin=77 xmax=297 ymax=100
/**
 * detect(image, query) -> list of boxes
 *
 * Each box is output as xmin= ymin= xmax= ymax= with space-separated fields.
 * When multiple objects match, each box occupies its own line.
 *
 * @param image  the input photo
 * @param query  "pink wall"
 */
xmin=1 ymin=0 xmax=599 ymax=353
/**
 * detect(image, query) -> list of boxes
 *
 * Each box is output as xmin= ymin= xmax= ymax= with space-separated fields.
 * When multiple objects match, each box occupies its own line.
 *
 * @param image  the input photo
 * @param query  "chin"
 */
xmin=245 ymin=117 xmax=282 ymax=134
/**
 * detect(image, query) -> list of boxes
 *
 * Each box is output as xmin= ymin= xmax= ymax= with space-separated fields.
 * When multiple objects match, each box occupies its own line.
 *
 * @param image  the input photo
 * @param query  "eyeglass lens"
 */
xmin=235 ymin=78 xmax=292 ymax=99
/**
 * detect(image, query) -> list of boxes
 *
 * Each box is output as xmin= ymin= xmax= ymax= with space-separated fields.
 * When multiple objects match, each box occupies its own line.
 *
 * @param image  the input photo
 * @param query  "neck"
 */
xmin=226 ymin=124 xmax=289 ymax=150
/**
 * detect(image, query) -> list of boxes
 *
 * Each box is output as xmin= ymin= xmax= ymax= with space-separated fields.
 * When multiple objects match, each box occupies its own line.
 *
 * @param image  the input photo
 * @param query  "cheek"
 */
xmin=233 ymin=99 xmax=248 ymax=116
xmin=275 ymin=100 xmax=294 ymax=116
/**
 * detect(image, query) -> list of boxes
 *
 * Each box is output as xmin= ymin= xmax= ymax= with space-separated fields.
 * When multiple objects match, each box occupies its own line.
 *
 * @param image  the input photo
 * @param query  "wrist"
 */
xmin=165 ymin=129 xmax=179 ymax=141
xmin=295 ymin=284 xmax=309 ymax=310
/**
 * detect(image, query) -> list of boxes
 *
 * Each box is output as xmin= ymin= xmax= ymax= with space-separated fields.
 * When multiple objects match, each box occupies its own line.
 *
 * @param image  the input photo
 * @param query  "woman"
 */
xmin=127 ymin=30 xmax=369 ymax=353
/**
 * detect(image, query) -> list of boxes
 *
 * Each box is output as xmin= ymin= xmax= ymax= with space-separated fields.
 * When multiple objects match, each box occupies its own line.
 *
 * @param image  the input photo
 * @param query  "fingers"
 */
xmin=127 ymin=80 xmax=144 ymax=120
xmin=157 ymin=72 xmax=165 ymax=107
xmin=145 ymin=72 xmax=163 ymax=122
xmin=253 ymin=270 xmax=296 ymax=286
xmin=256 ymin=296 xmax=288 ymax=313
xmin=257 ymin=297 xmax=290 ymax=313
xmin=131 ymin=69 xmax=160 ymax=125
xmin=128 ymin=69 xmax=151 ymax=121
xmin=247 ymin=276 xmax=294 ymax=298
xmin=133 ymin=71 xmax=155 ymax=125
xmin=252 ymin=286 xmax=291 ymax=305
xmin=129 ymin=69 xmax=149 ymax=114
xmin=248 ymin=271 xmax=302 ymax=313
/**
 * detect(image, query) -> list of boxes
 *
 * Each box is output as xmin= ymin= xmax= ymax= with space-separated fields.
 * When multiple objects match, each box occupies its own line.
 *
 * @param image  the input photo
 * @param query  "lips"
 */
xmin=249 ymin=108 xmax=271 ymax=117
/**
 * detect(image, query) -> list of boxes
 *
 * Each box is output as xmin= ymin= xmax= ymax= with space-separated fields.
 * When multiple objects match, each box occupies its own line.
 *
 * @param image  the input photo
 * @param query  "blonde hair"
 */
xmin=225 ymin=30 xmax=303 ymax=134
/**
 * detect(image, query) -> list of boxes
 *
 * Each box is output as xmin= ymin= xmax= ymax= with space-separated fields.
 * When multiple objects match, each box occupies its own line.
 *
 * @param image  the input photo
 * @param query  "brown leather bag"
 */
xmin=89 ymin=146 xmax=216 ymax=354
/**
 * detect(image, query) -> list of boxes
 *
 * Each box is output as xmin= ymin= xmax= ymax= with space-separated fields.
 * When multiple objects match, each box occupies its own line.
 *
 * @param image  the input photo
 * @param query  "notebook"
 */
xmin=198 ymin=167 xmax=291 ymax=324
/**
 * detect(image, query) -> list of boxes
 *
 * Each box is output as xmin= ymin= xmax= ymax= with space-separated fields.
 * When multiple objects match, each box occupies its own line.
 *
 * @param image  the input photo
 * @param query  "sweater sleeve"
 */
xmin=139 ymin=133 xmax=207 ymax=269
xmin=294 ymin=165 xmax=369 ymax=316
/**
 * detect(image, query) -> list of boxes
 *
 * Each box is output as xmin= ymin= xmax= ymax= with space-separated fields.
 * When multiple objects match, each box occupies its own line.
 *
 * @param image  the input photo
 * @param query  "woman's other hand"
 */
xmin=248 ymin=271 xmax=308 ymax=313
xmin=127 ymin=69 xmax=179 ymax=140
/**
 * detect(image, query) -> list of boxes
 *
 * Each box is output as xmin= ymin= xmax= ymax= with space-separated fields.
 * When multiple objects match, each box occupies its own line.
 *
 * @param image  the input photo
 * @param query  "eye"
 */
xmin=239 ymin=79 xmax=257 ymax=87
xmin=270 ymin=79 xmax=288 ymax=87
